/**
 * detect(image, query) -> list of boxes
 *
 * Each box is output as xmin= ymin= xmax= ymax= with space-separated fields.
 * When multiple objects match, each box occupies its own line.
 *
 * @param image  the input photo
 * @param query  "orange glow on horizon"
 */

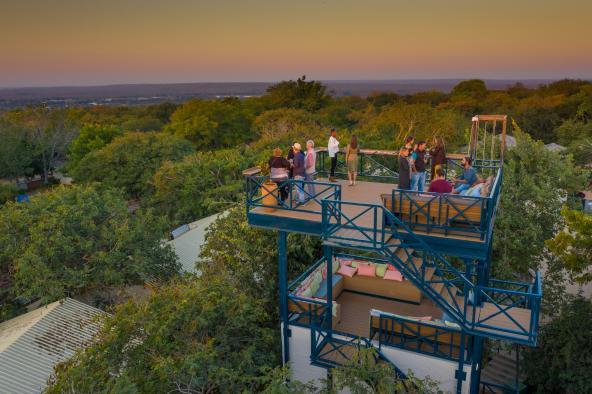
xmin=1 ymin=0 xmax=591 ymax=87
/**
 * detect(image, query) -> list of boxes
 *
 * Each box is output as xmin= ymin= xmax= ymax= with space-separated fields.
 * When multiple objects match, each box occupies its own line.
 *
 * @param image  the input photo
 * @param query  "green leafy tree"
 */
xmin=0 ymin=184 xmax=179 ymax=307
xmin=331 ymin=347 xmax=439 ymax=394
xmin=8 ymin=106 xmax=78 ymax=183
xmin=358 ymin=103 xmax=466 ymax=151
xmin=0 ymin=117 xmax=36 ymax=179
xmin=493 ymin=125 xmax=586 ymax=278
xmin=199 ymin=205 xmax=322 ymax=316
xmin=151 ymin=149 xmax=253 ymax=225
xmin=262 ymin=348 xmax=439 ymax=393
xmin=46 ymin=278 xmax=278 ymax=393
xmin=67 ymin=123 xmax=123 ymax=170
xmin=264 ymin=76 xmax=330 ymax=112
xmin=250 ymin=108 xmax=326 ymax=169
xmin=166 ymin=97 xmax=254 ymax=148
xmin=72 ymin=132 xmax=194 ymax=198
xmin=546 ymin=207 xmax=592 ymax=284
xmin=0 ymin=184 xmax=20 ymax=205
xmin=523 ymin=297 xmax=592 ymax=393
xmin=451 ymin=79 xmax=488 ymax=100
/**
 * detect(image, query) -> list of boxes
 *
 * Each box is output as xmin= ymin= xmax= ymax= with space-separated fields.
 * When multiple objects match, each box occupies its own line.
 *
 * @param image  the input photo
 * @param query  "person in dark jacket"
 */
xmin=429 ymin=136 xmax=446 ymax=180
xmin=269 ymin=147 xmax=290 ymax=202
xmin=398 ymin=147 xmax=411 ymax=190
xmin=287 ymin=142 xmax=296 ymax=179
xmin=292 ymin=143 xmax=306 ymax=203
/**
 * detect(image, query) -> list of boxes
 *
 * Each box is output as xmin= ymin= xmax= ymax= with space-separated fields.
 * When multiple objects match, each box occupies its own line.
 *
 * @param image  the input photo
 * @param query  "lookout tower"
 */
xmin=243 ymin=116 xmax=541 ymax=393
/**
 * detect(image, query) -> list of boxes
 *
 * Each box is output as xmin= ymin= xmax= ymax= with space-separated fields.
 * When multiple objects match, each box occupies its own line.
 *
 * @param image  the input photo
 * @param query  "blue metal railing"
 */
xmin=321 ymin=199 xmax=542 ymax=344
xmin=311 ymin=327 xmax=408 ymax=381
xmin=316 ymin=149 xmax=399 ymax=182
xmin=387 ymin=167 xmax=503 ymax=242
xmin=371 ymin=312 xmax=472 ymax=362
xmin=245 ymin=175 xmax=341 ymax=215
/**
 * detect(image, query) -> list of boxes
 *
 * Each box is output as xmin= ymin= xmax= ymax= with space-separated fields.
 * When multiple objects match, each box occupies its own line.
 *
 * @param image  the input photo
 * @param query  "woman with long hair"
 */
xmin=429 ymin=135 xmax=446 ymax=180
xmin=345 ymin=134 xmax=360 ymax=186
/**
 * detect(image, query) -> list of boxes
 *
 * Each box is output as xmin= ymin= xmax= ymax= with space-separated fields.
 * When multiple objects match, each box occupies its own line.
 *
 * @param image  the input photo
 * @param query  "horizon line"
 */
xmin=2 ymin=77 xmax=592 ymax=91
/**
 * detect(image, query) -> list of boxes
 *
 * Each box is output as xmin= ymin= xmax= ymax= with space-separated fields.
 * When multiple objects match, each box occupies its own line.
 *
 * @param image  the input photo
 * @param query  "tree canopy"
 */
xmin=546 ymin=207 xmax=592 ymax=284
xmin=150 ymin=149 xmax=253 ymax=226
xmin=0 ymin=184 xmax=179 ymax=311
xmin=264 ymin=76 xmax=330 ymax=111
xmin=523 ymin=297 xmax=592 ymax=393
xmin=47 ymin=277 xmax=278 ymax=393
xmin=493 ymin=126 xmax=585 ymax=278
xmin=72 ymin=132 xmax=194 ymax=198
xmin=166 ymin=97 xmax=254 ymax=148
xmin=67 ymin=123 xmax=123 ymax=170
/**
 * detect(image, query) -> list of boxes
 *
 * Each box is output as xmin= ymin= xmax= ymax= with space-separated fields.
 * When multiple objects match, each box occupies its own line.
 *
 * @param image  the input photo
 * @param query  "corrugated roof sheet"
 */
xmin=0 ymin=298 xmax=106 ymax=394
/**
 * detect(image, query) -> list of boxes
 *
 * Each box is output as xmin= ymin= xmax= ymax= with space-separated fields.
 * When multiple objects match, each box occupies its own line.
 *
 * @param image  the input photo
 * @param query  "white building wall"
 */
xmin=377 ymin=343 xmax=472 ymax=394
xmin=284 ymin=325 xmax=327 ymax=385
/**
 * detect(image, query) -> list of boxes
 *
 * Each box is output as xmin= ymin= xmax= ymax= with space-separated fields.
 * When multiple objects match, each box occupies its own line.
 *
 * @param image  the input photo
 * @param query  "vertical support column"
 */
xmin=469 ymin=258 xmax=488 ymax=393
xmin=324 ymin=244 xmax=333 ymax=332
xmin=455 ymin=332 xmax=467 ymax=394
xmin=469 ymin=336 xmax=484 ymax=394
xmin=278 ymin=231 xmax=290 ymax=365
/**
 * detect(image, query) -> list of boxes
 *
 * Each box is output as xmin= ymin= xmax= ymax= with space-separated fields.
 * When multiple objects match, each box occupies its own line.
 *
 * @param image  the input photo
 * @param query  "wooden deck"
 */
xmin=334 ymin=291 xmax=443 ymax=338
xmin=251 ymin=178 xmax=394 ymax=228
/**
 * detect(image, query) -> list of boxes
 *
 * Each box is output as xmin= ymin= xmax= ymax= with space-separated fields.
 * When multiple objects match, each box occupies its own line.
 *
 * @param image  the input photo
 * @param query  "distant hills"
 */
xmin=0 ymin=79 xmax=556 ymax=109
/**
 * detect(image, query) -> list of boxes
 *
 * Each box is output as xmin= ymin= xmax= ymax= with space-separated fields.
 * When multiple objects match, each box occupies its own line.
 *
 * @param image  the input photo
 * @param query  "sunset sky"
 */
xmin=1 ymin=0 xmax=591 ymax=87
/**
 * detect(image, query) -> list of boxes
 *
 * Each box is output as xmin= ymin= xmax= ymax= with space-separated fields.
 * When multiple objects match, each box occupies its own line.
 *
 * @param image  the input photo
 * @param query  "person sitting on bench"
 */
xmin=428 ymin=166 xmax=452 ymax=193
xmin=452 ymin=156 xmax=477 ymax=194
xmin=461 ymin=175 xmax=494 ymax=197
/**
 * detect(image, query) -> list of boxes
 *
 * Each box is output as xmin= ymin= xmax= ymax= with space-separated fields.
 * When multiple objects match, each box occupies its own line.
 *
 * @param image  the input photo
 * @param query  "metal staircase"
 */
xmin=322 ymin=200 xmax=541 ymax=346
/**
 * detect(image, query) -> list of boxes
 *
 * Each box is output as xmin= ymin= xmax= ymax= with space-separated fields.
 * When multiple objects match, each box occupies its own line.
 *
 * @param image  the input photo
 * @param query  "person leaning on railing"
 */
xmin=269 ymin=147 xmax=290 ymax=202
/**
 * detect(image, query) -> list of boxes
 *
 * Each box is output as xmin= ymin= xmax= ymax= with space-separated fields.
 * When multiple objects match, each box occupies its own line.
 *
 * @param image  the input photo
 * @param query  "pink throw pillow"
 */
xmin=321 ymin=264 xmax=327 ymax=280
xmin=357 ymin=263 xmax=376 ymax=277
xmin=337 ymin=264 xmax=357 ymax=278
xmin=384 ymin=269 xmax=403 ymax=282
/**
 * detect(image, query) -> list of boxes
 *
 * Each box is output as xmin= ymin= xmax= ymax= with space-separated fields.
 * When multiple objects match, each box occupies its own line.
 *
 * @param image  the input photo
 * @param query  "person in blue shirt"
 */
xmin=452 ymin=156 xmax=478 ymax=194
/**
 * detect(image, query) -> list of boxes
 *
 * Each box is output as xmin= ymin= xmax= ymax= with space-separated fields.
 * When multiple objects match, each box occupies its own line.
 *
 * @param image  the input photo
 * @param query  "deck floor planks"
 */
xmin=334 ymin=291 xmax=443 ymax=338
xmin=251 ymin=179 xmax=395 ymax=229
xmin=250 ymin=178 xmax=486 ymax=243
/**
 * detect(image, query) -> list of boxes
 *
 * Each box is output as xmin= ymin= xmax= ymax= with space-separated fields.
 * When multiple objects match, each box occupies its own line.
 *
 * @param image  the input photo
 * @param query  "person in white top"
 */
xmin=328 ymin=128 xmax=339 ymax=182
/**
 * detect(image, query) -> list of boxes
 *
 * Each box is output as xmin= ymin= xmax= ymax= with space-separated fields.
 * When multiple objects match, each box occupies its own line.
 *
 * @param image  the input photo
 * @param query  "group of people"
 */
xmin=397 ymin=135 xmax=446 ymax=192
xmin=268 ymin=130 xmax=492 ymax=205
xmin=268 ymin=129 xmax=361 ymax=204
xmin=269 ymin=140 xmax=317 ymax=204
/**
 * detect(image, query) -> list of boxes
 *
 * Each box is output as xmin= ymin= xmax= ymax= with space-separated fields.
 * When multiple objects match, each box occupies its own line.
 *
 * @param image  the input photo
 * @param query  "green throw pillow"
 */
xmin=375 ymin=264 xmax=387 ymax=278
xmin=350 ymin=261 xmax=358 ymax=268
xmin=310 ymin=271 xmax=323 ymax=295
xmin=301 ymin=286 xmax=313 ymax=298
xmin=332 ymin=258 xmax=339 ymax=274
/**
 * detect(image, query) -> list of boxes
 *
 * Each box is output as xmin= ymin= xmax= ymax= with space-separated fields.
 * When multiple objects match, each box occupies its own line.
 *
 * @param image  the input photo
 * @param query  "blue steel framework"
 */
xmin=245 ymin=152 xmax=541 ymax=394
